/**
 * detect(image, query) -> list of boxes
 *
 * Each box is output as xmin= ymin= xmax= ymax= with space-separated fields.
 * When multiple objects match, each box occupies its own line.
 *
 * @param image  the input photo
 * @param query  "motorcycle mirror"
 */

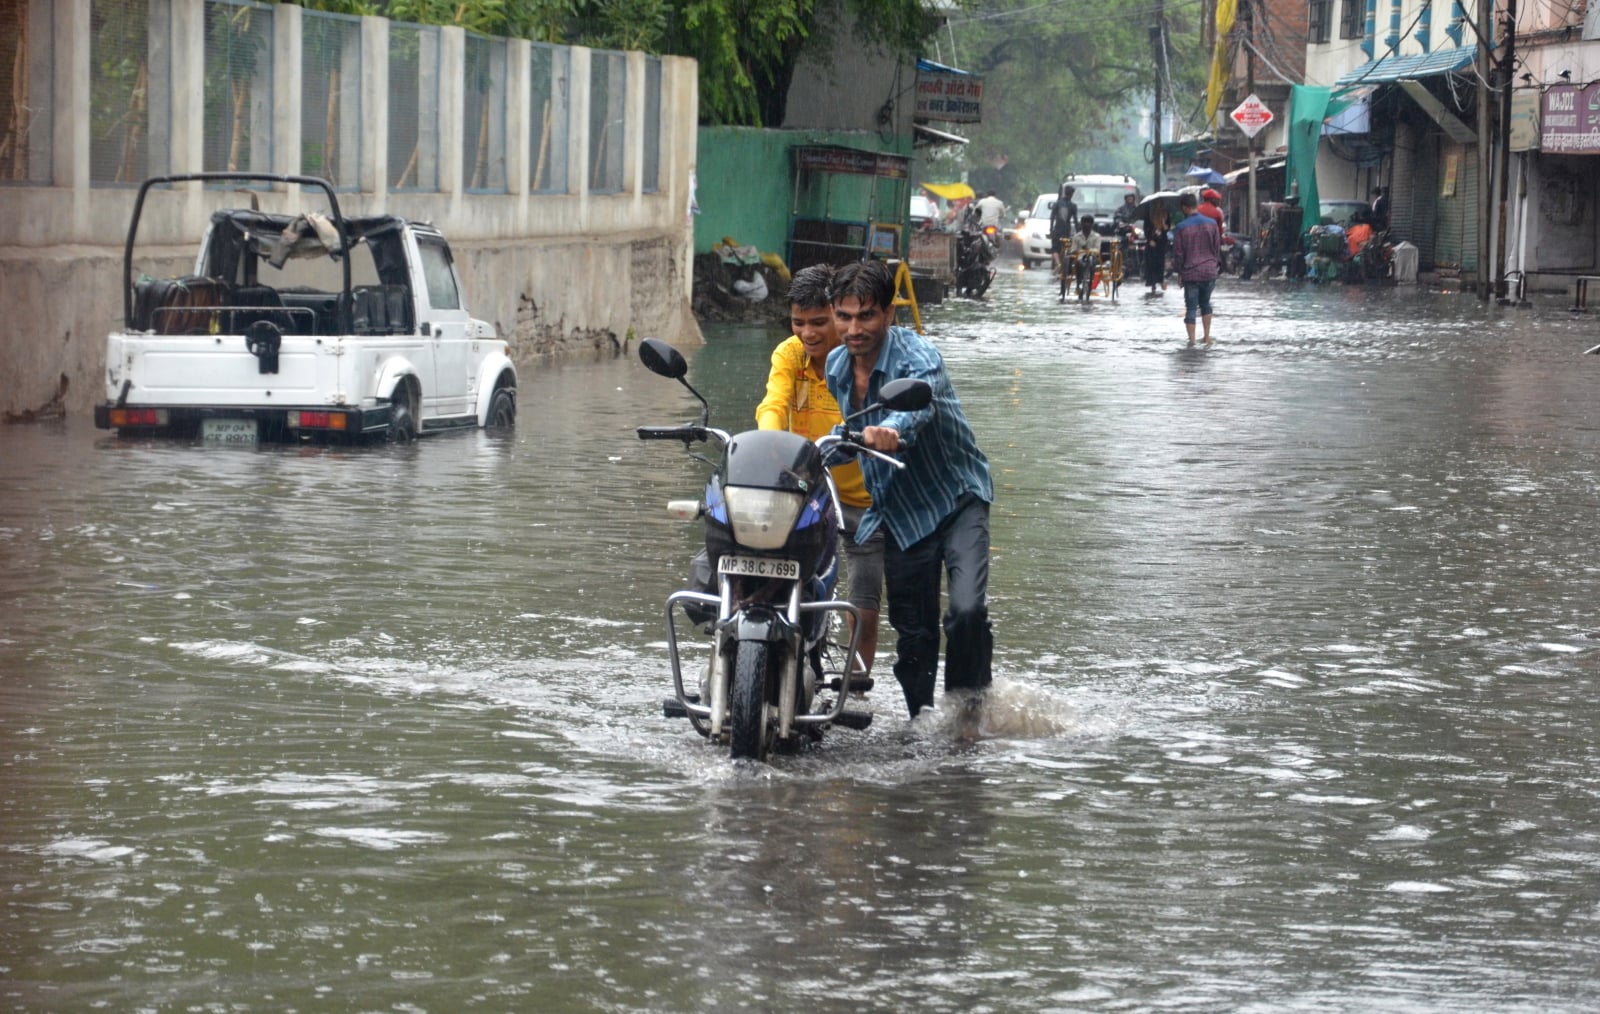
xmin=638 ymin=338 xmax=687 ymax=380
xmin=639 ymin=336 xmax=711 ymax=426
xmin=875 ymin=378 xmax=932 ymax=413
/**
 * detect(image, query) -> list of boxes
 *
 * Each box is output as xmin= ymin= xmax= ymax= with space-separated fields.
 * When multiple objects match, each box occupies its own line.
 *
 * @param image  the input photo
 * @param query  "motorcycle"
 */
xmin=1245 ymin=201 xmax=1307 ymax=280
xmin=1305 ymin=224 xmax=1349 ymax=283
xmin=954 ymin=223 xmax=998 ymax=299
xmin=1220 ymin=232 xmax=1250 ymax=276
xmin=635 ymin=338 xmax=932 ymax=761
xmin=1348 ymin=228 xmax=1394 ymax=282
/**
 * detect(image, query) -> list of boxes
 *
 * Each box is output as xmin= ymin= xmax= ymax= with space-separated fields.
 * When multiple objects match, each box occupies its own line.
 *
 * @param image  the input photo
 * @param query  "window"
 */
xmin=417 ymin=238 xmax=461 ymax=310
xmin=1339 ymin=0 xmax=1364 ymax=39
xmin=1309 ymin=0 xmax=1333 ymax=44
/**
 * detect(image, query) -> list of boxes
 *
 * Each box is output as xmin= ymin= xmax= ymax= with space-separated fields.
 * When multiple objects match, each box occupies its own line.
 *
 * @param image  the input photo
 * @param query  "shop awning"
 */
xmin=1223 ymin=159 xmax=1286 ymax=183
xmin=1397 ymin=79 xmax=1478 ymax=143
xmin=1334 ymin=45 xmax=1478 ymax=87
xmin=913 ymin=123 xmax=970 ymax=147
xmin=920 ymin=181 xmax=975 ymax=201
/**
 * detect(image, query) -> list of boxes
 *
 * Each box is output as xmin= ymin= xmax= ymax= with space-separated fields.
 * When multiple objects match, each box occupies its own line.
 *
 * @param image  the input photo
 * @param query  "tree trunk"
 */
xmin=229 ymin=77 xmax=248 ymax=171
xmin=396 ymin=143 xmax=418 ymax=188
xmin=116 ymin=61 xmax=148 ymax=183
xmin=471 ymin=96 xmax=489 ymax=189
xmin=532 ymin=99 xmax=550 ymax=190
xmin=324 ymin=65 xmax=340 ymax=178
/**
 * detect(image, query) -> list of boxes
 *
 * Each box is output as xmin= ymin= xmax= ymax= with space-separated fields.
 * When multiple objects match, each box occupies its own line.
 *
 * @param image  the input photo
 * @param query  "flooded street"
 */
xmin=5 ymin=271 xmax=1600 ymax=1011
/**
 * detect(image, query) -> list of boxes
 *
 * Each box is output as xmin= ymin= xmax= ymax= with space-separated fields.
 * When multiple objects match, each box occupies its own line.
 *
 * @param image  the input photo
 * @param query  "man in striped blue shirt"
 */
xmin=825 ymin=260 xmax=995 ymax=718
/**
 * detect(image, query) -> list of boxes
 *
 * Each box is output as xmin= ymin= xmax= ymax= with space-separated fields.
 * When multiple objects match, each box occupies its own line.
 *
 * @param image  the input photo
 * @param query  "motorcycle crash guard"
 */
xmin=725 ymin=605 xmax=788 ymax=643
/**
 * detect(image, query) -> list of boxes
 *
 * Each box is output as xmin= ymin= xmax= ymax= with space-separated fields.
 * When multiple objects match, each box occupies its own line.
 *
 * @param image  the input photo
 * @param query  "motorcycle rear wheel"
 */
xmin=730 ymin=639 xmax=776 ymax=761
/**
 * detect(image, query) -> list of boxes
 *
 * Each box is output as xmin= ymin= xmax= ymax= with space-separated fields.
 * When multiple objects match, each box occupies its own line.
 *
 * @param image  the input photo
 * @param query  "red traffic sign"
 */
xmin=1230 ymin=93 xmax=1274 ymax=138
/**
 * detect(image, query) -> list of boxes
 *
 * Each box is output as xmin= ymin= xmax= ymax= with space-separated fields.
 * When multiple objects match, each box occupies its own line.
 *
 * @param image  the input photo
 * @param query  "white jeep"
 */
xmin=95 ymin=173 xmax=516 ymax=444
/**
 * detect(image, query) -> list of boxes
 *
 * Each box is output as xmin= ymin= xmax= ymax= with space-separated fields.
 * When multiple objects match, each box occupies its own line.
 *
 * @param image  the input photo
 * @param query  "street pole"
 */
xmin=1244 ymin=0 xmax=1258 ymax=242
xmin=1151 ymin=1 xmax=1166 ymax=194
xmin=1494 ymin=0 xmax=1517 ymax=303
xmin=1476 ymin=0 xmax=1492 ymax=300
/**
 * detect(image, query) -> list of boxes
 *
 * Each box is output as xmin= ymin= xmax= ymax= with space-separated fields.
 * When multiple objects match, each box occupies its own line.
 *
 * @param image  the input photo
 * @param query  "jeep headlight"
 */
xmin=723 ymin=487 xmax=804 ymax=550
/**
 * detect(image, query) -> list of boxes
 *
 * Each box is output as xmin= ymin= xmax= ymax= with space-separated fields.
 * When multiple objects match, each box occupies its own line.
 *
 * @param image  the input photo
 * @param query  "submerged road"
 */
xmin=3 ymin=271 xmax=1600 ymax=1010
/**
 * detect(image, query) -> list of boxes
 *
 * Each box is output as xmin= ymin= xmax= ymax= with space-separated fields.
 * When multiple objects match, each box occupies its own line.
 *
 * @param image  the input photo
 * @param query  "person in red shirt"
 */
xmin=1199 ymin=188 xmax=1225 ymax=227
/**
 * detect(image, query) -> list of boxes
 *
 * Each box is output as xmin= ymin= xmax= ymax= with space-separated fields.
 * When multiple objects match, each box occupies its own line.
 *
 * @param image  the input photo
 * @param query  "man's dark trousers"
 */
xmin=883 ymin=494 xmax=992 ymax=716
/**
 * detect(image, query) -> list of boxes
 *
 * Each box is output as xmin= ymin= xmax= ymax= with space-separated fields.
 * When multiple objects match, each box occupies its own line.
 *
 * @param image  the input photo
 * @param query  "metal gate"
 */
xmin=1432 ymin=137 xmax=1479 ymax=274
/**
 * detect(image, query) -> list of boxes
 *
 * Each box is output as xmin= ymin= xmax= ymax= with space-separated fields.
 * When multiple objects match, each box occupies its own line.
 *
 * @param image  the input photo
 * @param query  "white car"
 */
xmin=910 ymin=193 xmax=939 ymax=229
xmin=1020 ymin=193 xmax=1058 ymax=268
xmin=96 ymin=172 xmax=517 ymax=445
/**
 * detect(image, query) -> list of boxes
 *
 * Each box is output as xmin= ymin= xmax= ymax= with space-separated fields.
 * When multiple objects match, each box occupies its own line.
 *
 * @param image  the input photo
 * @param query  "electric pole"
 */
xmin=1476 ymin=0 xmax=1492 ymax=300
xmin=1151 ymin=1 xmax=1167 ymax=194
xmin=1494 ymin=0 xmax=1517 ymax=302
xmin=1243 ymin=0 xmax=1258 ymax=241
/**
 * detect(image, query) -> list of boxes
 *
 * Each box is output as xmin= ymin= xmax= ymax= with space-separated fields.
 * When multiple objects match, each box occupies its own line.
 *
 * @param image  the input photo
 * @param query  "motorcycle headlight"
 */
xmin=723 ymin=486 xmax=805 ymax=550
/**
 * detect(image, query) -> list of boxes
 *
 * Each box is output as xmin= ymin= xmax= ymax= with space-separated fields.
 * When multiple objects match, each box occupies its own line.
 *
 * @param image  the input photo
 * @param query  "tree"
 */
xmin=294 ymin=0 xmax=941 ymax=127
xmin=928 ymin=0 xmax=1207 ymax=201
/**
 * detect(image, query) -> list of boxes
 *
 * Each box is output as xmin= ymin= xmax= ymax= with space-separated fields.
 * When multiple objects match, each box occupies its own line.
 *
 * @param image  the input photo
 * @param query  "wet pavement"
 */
xmin=3 ymin=268 xmax=1600 ymax=1011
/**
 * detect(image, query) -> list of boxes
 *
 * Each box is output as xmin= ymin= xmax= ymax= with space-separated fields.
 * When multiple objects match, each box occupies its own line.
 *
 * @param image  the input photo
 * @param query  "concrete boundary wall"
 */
xmin=0 ymin=0 xmax=701 ymax=418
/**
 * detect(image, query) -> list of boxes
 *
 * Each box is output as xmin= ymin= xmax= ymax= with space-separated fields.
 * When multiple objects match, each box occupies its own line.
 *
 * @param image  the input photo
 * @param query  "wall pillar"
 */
xmin=625 ymin=50 xmax=644 ymax=203
xmin=508 ymin=37 xmax=531 ymax=213
xmin=273 ymin=2 xmax=302 ymax=177
xmin=361 ymin=15 xmax=389 ymax=202
xmin=56 ymin=0 xmax=89 ymax=227
xmin=439 ymin=27 xmax=465 ymax=213
xmin=570 ymin=45 xmax=592 ymax=210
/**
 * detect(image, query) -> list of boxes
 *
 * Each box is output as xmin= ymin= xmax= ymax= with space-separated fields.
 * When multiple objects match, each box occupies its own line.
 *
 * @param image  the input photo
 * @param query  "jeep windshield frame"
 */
xmin=122 ymin=173 xmax=352 ymax=334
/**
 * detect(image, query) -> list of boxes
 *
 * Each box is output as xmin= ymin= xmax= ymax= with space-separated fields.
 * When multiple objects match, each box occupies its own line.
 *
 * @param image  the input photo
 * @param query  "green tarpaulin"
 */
xmin=1287 ymin=86 xmax=1329 ymax=233
xmin=1286 ymin=85 xmax=1360 ymax=233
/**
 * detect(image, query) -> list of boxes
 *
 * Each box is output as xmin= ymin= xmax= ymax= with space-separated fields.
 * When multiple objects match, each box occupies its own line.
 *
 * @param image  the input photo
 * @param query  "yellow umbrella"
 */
xmin=920 ymin=182 xmax=975 ymax=202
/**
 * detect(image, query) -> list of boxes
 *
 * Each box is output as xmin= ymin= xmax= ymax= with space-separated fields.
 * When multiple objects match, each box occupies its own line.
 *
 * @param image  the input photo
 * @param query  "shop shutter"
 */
xmin=1432 ymin=138 xmax=1480 ymax=272
xmin=1389 ymin=121 xmax=1415 ymax=243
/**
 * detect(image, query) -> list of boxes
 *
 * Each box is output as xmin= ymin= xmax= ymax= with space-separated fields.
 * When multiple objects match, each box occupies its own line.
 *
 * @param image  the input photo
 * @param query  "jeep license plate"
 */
xmin=717 ymin=555 xmax=799 ymax=580
xmin=202 ymin=418 xmax=258 ymax=446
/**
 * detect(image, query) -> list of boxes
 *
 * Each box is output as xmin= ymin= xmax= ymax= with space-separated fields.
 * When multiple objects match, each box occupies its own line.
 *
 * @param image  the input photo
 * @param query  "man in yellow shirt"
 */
xmin=755 ymin=264 xmax=884 ymax=678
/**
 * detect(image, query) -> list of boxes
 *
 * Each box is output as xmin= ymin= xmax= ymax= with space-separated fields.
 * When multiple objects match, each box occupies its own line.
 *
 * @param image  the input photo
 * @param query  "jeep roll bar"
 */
xmin=122 ymin=173 xmax=352 ymax=334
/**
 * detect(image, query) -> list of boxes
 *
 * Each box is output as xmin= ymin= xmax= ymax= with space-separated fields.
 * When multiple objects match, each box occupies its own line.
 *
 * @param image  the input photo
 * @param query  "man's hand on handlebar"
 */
xmin=860 ymin=426 xmax=900 ymax=453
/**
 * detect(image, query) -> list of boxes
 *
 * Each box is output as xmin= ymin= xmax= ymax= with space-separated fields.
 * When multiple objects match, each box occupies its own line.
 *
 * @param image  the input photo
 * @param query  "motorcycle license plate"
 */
xmin=717 ymin=555 xmax=799 ymax=580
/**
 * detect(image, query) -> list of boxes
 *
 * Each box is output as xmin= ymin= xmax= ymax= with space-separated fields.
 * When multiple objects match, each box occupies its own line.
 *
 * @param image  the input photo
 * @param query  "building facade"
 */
xmin=1302 ymin=0 xmax=1484 ymax=279
xmin=1504 ymin=4 xmax=1600 ymax=292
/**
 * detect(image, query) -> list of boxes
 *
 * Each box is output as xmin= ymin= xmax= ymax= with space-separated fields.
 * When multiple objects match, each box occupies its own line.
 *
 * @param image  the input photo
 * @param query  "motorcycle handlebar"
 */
xmin=636 ymin=425 xmax=706 ymax=442
xmin=821 ymin=432 xmax=907 ymax=470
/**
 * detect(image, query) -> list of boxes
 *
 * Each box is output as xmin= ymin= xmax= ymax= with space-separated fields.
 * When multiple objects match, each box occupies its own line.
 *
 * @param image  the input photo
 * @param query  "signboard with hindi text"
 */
xmin=915 ymin=70 xmax=984 ymax=123
xmin=1541 ymin=82 xmax=1600 ymax=154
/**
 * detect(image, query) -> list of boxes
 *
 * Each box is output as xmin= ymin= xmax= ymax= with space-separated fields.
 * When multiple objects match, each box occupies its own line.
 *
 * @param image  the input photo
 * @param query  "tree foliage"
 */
xmin=928 ymin=0 xmax=1208 ymax=201
xmin=292 ymin=0 xmax=940 ymax=127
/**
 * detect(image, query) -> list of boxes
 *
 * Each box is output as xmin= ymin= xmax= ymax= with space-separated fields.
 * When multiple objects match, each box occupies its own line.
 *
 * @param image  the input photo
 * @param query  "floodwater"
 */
xmin=4 ymin=268 xmax=1600 ymax=1012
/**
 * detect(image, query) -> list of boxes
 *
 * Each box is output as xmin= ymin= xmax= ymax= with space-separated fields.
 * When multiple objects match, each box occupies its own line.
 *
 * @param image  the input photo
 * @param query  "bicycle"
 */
xmin=1072 ymin=252 xmax=1098 ymax=304
xmin=1102 ymin=237 xmax=1125 ymax=302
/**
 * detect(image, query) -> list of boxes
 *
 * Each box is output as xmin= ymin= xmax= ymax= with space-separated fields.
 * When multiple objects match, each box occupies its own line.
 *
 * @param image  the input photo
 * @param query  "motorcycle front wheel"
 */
xmin=730 ymin=639 xmax=776 ymax=761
